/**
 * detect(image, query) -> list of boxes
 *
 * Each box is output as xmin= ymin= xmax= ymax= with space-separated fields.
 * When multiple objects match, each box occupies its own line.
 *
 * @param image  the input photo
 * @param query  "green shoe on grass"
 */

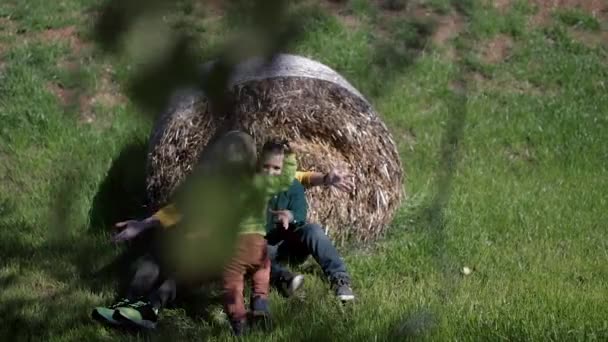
xmin=113 ymin=300 xmax=159 ymax=330
xmin=91 ymin=298 xmax=133 ymax=326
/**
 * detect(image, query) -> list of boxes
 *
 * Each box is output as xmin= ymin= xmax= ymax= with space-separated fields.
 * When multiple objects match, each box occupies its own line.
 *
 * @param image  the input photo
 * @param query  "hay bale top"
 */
xmin=200 ymin=54 xmax=370 ymax=106
xmin=146 ymin=54 xmax=404 ymax=243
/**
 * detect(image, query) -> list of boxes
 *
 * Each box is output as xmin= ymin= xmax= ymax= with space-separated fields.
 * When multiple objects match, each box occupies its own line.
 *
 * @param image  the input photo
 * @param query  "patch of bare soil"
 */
xmin=204 ymin=0 xmax=225 ymax=14
xmin=505 ymin=143 xmax=536 ymax=163
xmin=91 ymin=67 xmax=126 ymax=109
xmin=373 ymin=1 xmax=466 ymax=60
xmin=318 ymin=0 xmax=363 ymax=30
xmin=45 ymin=83 xmax=87 ymax=124
xmin=432 ymin=12 xmax=465 ymax=46
xmin=378 ymin=0 xmax=408 ymax=12
xmin=81 ymin=68 xmax=126 ymax=124
xmin=569 ymin=29 xmax=608 ymax=49
xmin=431 ymin=11 xmax=465 ymax=60
xmin=0 ymin=17 xmax=18 ymax=58
xmin=0 ymin=17 xmax=17 ymax=30
xmin=530 ymin=0 xmax=608 ymax=27
xmin=46 ymin=82 xmax=78 ymax=107
xmin=480 ymin=34 xmax=513 ymax=64
xmin=527 ymin=0 xmax=608 ymax=49
xmin=48 ymin=66 xmax=125 ymax=125
xmin=39 ymin=26 xmax=88 ymax=53
xmin=42 ymin=26 xmax=125 ymax=124
xmin=493 ymin=0 xmax=513 ymax=13
xmin=469 ymin=71 xmax=548 ymax=97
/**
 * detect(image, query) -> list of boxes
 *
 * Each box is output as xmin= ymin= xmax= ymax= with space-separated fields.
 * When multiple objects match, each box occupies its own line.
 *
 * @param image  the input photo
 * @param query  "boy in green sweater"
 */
xmin=217 ymin=137 xmax=296 ymax=335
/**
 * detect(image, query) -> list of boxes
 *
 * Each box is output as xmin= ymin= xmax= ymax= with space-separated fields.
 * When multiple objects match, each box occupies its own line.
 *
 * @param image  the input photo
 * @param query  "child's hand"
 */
xmin=325 ymin=169 xmax=355 ymax=192
xmin=271 ymin=210 xmax=293 ymax=229
xmin=112 ymin=220 xmax=150 ymax=242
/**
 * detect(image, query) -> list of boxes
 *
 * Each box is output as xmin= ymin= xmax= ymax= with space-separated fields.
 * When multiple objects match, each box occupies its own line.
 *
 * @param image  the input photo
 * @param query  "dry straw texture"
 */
xmin=146 ymin=54 xmax=404 ymax=243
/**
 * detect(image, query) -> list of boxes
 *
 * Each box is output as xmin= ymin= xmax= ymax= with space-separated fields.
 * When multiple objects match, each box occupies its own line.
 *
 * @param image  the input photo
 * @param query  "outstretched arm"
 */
xmin=112 ymin=204 xmax=181 ymax=242
xmin=152 ymin=203 xmax=182 ymax=228
xmin=112 ymin=215 xmax=160 ymax=242
xmin=288 ymin=141 xmax=354 ymax=192
xmin=295 ymin=169 xmax=355 ymax=192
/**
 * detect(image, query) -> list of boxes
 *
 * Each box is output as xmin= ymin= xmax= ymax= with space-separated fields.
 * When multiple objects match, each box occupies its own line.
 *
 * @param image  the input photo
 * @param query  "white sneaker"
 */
xmin=281 ymin=274 xmax=305 ymax=297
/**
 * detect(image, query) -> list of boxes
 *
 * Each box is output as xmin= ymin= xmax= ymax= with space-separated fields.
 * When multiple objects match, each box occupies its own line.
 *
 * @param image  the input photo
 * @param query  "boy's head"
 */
xmin=198 ymin=131 xmax=257 ymax=175
xmin=259 ymin=139 xmax=288 ymax=176
xmin=223 ymin=131 xmax=258 ymax=173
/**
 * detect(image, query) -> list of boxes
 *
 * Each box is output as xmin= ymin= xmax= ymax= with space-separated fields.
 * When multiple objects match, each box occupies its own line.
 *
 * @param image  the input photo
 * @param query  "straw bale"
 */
xmin=146 ymin=54 xmax=404 ymax=243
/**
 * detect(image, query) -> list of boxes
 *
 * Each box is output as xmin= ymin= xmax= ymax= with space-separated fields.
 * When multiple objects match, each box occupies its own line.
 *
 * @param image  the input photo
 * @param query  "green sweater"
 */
xmin=238 ymin=154 xmax=298 ymax=235
xmin=153 ymin=154 xmax=297 ymax=236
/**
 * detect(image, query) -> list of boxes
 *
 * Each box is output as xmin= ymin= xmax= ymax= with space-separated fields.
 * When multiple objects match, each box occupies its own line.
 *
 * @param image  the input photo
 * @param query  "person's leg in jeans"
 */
xmin=92 ymin=254 xmax=162 ymax=326
xmin=290 ymin=224 xmax=348 ymax=279
xmin=267 ymin=242 xmax=291 ymax=284
xmin=126 ymin=255 xmax=161 ymax=300
xmin=287 ymin=223 xmax=355 ymax=301
xmin=267 ymin=241 xmax=306 ymax=297
xmin=149 ymin=278 xmax=176 ymax=310
xmin=111 ymin=256 xmax=172 ymax=329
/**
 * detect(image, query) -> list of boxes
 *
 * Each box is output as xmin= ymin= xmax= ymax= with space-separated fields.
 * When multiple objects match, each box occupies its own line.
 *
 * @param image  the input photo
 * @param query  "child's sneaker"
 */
xmin=112 ymin=300 xmax=159 ymax=329
xmin=331 ymin=277 xmax=355 ymax=302
xmin=230 ymin=319 xmax=248 ymax=336
xmin=278 ymin=273 xmax=305 ymax=298
xmin=91 ymin=298 xmax=133 ymax=326
xmin=250 ymin=296 xmax=272 ymax=331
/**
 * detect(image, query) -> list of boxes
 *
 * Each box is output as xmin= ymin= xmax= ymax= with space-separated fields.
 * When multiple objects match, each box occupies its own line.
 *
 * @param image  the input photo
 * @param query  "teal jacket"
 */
xmin=266 ymin=179 xmax=308 ymax=234
xmin=154 ymin=154 xmax=298 ymax=236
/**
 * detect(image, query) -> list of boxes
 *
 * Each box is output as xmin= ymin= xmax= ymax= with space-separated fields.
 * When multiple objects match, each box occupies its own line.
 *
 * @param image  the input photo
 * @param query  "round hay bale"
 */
xmin=146 ymin=54 xmax=404 ymax=243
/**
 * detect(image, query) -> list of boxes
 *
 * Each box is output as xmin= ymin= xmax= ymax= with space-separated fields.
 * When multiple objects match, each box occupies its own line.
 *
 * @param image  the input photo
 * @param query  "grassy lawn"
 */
xmin=1 ymin=0 xmax=607 ymax=340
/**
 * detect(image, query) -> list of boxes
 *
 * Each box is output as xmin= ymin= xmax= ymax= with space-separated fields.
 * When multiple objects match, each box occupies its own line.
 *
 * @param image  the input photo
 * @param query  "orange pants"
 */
xmin=222 ymin=234 xmax=270 ymax=322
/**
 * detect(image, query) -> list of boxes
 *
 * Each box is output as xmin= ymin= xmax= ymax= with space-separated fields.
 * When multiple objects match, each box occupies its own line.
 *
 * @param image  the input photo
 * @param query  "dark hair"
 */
xmin=261 ymin=138 xmax=289 ymax=157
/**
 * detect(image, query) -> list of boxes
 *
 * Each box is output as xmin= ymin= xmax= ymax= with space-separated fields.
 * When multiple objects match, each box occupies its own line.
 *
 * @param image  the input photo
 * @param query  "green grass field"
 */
xmin=1 ymin=0 xmax=607 ymax=340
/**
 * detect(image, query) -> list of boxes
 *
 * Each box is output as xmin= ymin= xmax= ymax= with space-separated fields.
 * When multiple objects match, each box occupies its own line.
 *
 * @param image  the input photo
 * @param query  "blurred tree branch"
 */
xmin=93 ymin=0 xmax=303 ymax=120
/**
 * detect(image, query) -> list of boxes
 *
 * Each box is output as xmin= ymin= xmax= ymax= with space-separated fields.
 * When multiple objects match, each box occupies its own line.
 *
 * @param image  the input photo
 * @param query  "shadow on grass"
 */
xmin=0 ymin=141 xmax=160 ymax=338
xmin=84 ymin=140 xmax=158 ymax=295
xmin=0 ymin=156 xmax=218 ymax=340
xmin=88 ymin=140 xmax=150 ymax=231
xmin=0 ymin=284 xmax=165 ymax=340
